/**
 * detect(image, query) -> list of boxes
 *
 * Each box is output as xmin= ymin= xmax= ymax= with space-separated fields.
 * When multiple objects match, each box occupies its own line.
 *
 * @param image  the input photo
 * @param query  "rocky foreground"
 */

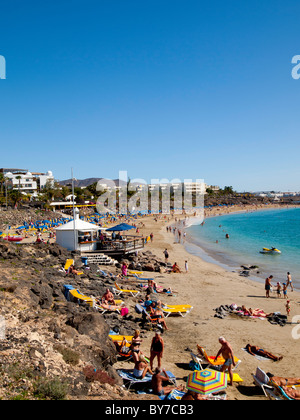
xmin=0 ymin=240 xmax=160 ymax=400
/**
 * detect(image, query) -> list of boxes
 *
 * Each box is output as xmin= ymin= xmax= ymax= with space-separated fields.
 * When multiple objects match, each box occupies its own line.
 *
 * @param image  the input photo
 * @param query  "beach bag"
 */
xmin=189 ymin=360 xmax=200 ymax=371
xmin=121 ymin=307 xmax=129 ymax=317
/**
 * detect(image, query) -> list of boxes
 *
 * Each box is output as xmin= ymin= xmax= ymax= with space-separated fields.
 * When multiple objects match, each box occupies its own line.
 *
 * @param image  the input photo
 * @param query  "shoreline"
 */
xmin=181 ymin=205 xmax=300 ymax=293
xmin=115 ymin=208 xmax=300 ymax=400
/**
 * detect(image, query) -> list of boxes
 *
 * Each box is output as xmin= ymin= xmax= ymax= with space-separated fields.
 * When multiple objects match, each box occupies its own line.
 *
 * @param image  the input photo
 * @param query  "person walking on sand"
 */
xmin=214 ymin=337 xmax=236 ymax=386
xmin=163 ymin=249 xmax=169 ymax=264
xmin=185 ymin=260 xmax=188 ymax=274
xmin=287 ymin=272 xmax=294 ymax=292
xmin=265 ymin=275 xmax=273 ymax=298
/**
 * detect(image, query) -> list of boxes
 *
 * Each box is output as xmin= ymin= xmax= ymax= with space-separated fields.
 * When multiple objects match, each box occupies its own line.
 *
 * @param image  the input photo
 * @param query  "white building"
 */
xmin=55 ymin=208 xmax=100 ymax=251
xmin=1 ymin=168 xmax=54 ymax=195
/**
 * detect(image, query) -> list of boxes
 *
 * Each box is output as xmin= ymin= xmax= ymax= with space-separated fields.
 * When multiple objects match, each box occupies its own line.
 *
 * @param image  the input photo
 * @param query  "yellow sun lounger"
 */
xmin=197 ymin=345 xmax=241 ymax=369
xmin=113 ymin=282 xmax=140 ymax=297
xmin=109 ymin=335 xmax=133 ymax=344
xmin=69 ymin=289 xmax=94 ymax=307
xmin=64 ymin=259 xmax=84 ymax=275
xmin=162 ymin=304 xmax=193 ymax=317
xmin=127 ymin=270 xmax=143 ymax=275
xmin=64 ymin=259 xmax=74 ymax=271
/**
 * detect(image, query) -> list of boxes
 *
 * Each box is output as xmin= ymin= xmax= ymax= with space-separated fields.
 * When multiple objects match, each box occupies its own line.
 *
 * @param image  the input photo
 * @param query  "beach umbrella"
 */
xmin=106 ymin=223 xmax=135 ymax=232
xmin=186 ymin=369 xmax=227 ymax=395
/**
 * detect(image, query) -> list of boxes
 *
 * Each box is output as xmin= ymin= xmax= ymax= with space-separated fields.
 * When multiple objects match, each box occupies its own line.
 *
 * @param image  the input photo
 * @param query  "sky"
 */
xmin=0 ymin=0 xmax=300 ymax=191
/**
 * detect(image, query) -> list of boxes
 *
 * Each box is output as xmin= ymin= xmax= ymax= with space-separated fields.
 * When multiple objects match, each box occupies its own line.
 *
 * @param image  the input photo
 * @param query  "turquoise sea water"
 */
xmin=185 ymin=208 xmax=300 ymax=289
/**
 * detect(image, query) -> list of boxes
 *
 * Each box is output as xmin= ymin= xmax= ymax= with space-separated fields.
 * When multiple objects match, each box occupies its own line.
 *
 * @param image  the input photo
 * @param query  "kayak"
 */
xmin=3 ymin=236 xmax=24 ymax=242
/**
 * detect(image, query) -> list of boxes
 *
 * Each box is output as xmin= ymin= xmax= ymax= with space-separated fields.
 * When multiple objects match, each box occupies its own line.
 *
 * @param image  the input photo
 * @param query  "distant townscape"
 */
xmin=0 ymin=167 xmax=299 ymax=212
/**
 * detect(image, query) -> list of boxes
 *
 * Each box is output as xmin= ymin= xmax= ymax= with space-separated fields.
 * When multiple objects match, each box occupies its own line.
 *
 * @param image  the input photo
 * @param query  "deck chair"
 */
xmin=252 ymin=368 xmax=279 ymax=399
xmin=113 ymin=282 xmax=140 ymax=297
xmin=140 ymin=308 xmax=164 ymax=332
xmin=162 ymin=304 xmax=193 ymax=318
xmin=64 ymin=259 xmax=74 ymax=271
xmin=110 ymin=336 xmax=133 ymax=360
xmin=93 ymin=299 xmax=125 ymax=314
xmin=127 ymin=270 xmax=143 ymax=276
xmin=117 ymin=369 xmax=176 ymax=390
xmin=190 ymin=352 xmax=243 ymax=383
xmin=68 ymin=289 xmax=94 ymax=307
xmin=64 ymin=259 xmax=84 ymax=275
xmin=197 ymin=345 xmax=241 ymax=371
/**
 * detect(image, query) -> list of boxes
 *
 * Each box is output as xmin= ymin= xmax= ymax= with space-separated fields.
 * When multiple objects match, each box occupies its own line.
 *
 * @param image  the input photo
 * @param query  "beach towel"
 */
xmin=242 ymin=347 xmax=272 ymax=361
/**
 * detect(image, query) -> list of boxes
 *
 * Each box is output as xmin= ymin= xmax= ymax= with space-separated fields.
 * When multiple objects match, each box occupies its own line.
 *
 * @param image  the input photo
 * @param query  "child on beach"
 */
xmin=276 ymin=282 xmax=282 ymax=298
xmin=185 ymin=260 xmax=188 ymax=273
xmin=283 ymin=283 xmax=288 ymax=299
xmin=286 ymin=300 xmax=291 ymax=316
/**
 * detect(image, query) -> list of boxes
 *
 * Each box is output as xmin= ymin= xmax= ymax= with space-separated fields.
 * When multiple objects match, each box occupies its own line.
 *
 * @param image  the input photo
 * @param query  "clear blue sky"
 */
xmin=0 ymin=0 xmax=300 ymax=191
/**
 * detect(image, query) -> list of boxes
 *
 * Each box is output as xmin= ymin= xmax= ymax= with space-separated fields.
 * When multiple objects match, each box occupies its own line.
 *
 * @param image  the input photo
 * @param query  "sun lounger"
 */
xmin=190 ymin=352 xmax=243 ymax=382
xmin=113 ymin=282 xmax=140 ymax=297
xmin=64 ymin=259 xmax=74 ymax=271
xmin=93 ymin=299 xmax=124 ymax=314
xmin=252 ymin=367 xmax=278 ymax=399
xmin=64 ymin=286 xmax=123 ymax=314
xmin=162 ymin=304 xmax=193 ymax=318
xmin=117 ymin=369 xmax=176 ymax=390
xmin=68 ymin=288 xmax=94 ymax=307
xmin=197 ymin=345 xmax=241 ymax=371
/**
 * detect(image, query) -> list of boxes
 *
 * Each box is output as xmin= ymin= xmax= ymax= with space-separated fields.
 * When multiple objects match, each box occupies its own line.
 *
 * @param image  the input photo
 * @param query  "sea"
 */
xmin=184 ymin=207 xmax=300 ymax=290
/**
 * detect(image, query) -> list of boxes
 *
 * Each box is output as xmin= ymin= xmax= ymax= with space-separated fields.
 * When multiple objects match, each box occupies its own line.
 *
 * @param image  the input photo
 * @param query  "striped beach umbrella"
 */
xmin=186 ymin=369 xmax=227 ymax=395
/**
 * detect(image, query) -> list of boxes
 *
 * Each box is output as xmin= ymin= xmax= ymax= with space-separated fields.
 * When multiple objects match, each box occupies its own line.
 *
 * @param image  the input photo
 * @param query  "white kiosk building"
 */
xmin=55 ymin=208 xmax=100 ymax=252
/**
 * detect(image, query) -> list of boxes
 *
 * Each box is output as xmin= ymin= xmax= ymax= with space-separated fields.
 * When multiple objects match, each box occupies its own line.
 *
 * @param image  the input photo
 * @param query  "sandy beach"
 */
xmin=4 ymin=205 xmax=300 ymax=400
xmin=114 ymin=206 xmax=300 ymax=400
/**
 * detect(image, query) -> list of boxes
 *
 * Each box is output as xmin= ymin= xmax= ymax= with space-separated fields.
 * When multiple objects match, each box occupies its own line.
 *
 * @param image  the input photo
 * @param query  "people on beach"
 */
xmin=276 ymin=282 xmax=282 ymax=298
xmin=163 ymin=249 xmax=169 ymax=264
xmin=171 ymin=262 xmax=181 ymax=273
xmin=133 ymin=354 xmax=153 ymax=379
xmin=286 ymin=300 xmax=291 ymax=316
xmin=245 ymin=344 xmax=283 ymax=361
xmin=101 ymin=288 xmax=116 ymax=305
xmin=130 ymin=329 xmax=143 ymax=363
xmin=265 ymin=275 xmax=273 ymax=298
xmin=185 ymin=260 xmax=188 ymax=273
xmin=287 ymin=272 xmax=294 ymax=292
xmin=114 ymin=337 xmax=132 ymax=356
xmin=282 ymin=283 xmax=288 ymax=299
xmin=150 ymin=332 xmax=164 ymax=370
xmin=121 ymin=262 xmax=128 ymax=276
xmin=151 ymin=368 xmax=184 ymax=397
xmin=214 ymin=337 xmax=236 ymax=386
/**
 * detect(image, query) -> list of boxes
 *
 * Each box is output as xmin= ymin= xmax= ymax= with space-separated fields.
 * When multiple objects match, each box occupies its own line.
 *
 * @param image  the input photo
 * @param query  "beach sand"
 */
xmin=115 ymin=208 xmax=300 ymax=400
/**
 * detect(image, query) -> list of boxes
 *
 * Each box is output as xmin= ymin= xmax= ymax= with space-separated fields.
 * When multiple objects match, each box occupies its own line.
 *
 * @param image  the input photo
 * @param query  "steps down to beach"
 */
xmin=81 ymin=251 xmax=118 ymax=266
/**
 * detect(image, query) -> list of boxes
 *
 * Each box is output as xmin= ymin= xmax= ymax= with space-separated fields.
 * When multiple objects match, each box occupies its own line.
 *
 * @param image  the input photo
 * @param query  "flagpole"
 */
xmin=72 ymin=168 xmax=76 ymax=252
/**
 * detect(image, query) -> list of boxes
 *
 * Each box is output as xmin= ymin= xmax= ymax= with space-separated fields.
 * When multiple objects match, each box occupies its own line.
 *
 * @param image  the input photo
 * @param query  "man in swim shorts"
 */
xmin=214 ymin=337 xmax=236 ymax=386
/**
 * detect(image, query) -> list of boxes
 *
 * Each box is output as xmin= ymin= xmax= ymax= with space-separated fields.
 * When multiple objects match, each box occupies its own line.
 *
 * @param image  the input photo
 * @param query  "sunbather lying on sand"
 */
xmin=240 ymin=305 xmax=270 ymax=317
xmin=245 ymin=344 xmax=283 ymax=361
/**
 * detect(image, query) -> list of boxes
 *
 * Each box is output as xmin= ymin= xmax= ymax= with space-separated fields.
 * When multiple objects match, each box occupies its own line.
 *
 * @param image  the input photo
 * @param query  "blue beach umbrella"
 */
xmin=106 ymin=223 xmax=135 ymax=232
